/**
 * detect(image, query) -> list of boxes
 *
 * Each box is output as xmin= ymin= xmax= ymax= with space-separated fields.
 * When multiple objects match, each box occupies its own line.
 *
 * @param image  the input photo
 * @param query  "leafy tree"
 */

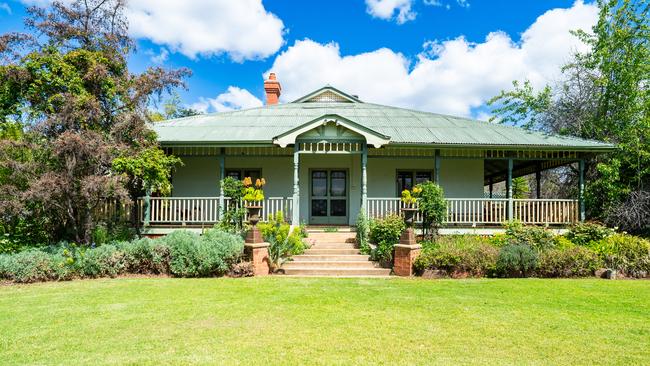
xmin=489 ymin=0 xmax=649 ymax=233
xmin=148 ymin=92 xmax=201 ymax=122
xmin=0 ymin=0 xmax=189 ymax=243
xmin=512 ymin=177 xmax=530 ymax=199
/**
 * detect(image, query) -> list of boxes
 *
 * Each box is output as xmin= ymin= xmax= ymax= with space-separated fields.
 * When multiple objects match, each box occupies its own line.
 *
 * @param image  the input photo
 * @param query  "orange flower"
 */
xmin=255 ymin=178 xmax=262 ymax=188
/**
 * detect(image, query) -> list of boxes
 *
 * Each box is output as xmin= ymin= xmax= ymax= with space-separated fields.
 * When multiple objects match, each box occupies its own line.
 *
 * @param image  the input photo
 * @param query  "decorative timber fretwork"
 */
xmin=369 ymin=147 xmax=435 ymax=157
xmin=298 ymin=141 xmax=364 ymax=154
xmin=368 ymin=147 xmax=581 ymax=160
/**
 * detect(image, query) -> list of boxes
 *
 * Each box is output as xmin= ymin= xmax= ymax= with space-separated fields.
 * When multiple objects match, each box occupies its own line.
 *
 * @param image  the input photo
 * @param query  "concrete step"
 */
xmin=304 ymin=248 xmax=361 ymax=255
xmin=306 ymin=226 xmax=356 ymax=233
xmin=309 ymin=243 xmax=357 ymax=249
xmin=291 ymin=254 xmax=371 ymax=261
xmin=307 ymin=232 xmax=357 ymax=243
xmin=282 ymin=267 xmax=391 ymax=276
xmin=282 ymin=261 xmax=378 ymax=269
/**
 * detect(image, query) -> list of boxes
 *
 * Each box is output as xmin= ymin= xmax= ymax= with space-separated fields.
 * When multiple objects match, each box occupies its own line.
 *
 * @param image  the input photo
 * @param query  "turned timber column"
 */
xmin=579 ymin=159 xmax=585 ymax=222
xmin=507 ymin=158 xmax=513 ymax=221
xmin=434 ymin=149 xmax=441 ymax=184
xmin=361 ymin=142 xmax=368 ymax=211
xmin=218 ymin=148 xmax=225 ymax=220
xmin=292 ymin=145 xmax=300 ymax=226
xmin=144 ymin=186 xmax=152 ymax=227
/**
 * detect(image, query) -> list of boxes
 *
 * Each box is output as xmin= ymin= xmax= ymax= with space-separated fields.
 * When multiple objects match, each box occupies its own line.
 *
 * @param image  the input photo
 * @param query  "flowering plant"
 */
xmin=401 ymin=186 xmax=422 ymax=206
xmin=242 ymin=177 xmax=266 ymax=203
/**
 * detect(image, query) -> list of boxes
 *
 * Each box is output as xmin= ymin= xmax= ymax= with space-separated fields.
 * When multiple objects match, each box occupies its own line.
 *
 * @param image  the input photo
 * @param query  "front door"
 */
xmin=310 ymin=169 xmax=348 ymax=225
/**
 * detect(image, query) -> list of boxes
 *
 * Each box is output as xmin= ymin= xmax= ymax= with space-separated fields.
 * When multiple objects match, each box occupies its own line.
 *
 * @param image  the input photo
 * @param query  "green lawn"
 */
xmin=1 ymin=278 xmax=649 ymax=365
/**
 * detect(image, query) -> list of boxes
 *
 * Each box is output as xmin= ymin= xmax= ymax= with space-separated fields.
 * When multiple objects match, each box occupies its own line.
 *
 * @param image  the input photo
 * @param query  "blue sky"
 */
xmin=0 ymin=1 xmax=598 ymax=119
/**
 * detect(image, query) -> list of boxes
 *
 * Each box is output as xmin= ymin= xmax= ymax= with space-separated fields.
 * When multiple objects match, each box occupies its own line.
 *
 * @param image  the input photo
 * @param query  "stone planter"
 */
xmin=245 ymin=205 xmax=263 ymax=244
xmin=401 ymin=207 xmax=417 ymax=227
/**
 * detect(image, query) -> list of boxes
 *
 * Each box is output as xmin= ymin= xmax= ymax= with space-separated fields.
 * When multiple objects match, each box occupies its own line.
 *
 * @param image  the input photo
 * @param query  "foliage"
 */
xmin=112 ymin=147 xmax=182 ymax=195
xmin=591 ymin=233 xmax=650 ymax=277
xmin=368 ymin=214 xmax=405 ymax=264
xmin=488 ymin=0 xmax=650 ymax=233
xmin=369 ymin=214 xmax=405 ymax=247
xmin=242 ymin=177 xmax=266 ymax=202
xmin=416 ymin=181 xmax=446 ymax=238
xmin=565 ymin=221 xmax=615 ymax=246
xmin=538 ymin=246 xmax=602 ymax=277
xmin=148 ymin=92 xmax=202 ymax=121
xmin=0 ymin=0 xmax=189 ymax=244
xmin=356 ymin=210 xmax=371 ymax=254
xmin=166 ymin=229 xmax=244 ymax=277
xmin=217 ymin=177 xmax=246 ymax=233
xmin=504 ymin=221 xmax=555 ymax=251
xmin=414 ymin=236 xmax=499 ymax=277
xmin=258 ymin=211 xmax=307 ymax=269
xmin=400 ymin=186 xmax=421 ymax=205
xmin=0 ymin=228 xmax=244 ymax=283
xmin=496 ymin=244 xmax=539 ymax=277
xmin=512 ymin=177 xmax=530 ymax=199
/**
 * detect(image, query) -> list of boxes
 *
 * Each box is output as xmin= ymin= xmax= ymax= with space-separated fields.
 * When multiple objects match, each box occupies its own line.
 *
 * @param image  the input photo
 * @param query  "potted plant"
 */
xmin=242 ymin=177 xmax=266 ymax=225
xmin=400 ymin=186 xmax=421 ymax=227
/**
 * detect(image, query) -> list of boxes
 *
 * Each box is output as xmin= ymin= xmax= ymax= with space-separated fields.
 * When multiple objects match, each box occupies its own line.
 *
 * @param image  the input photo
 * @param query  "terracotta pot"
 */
xmin=401 ymin=207 xmax=417 ymax=227
xmin=246 ymin=205 xmax=262 ymax=226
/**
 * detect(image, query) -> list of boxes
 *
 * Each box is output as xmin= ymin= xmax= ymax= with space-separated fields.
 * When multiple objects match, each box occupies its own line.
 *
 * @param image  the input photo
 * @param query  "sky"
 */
xmin=0 ymin=0 xmax=599 ymax=120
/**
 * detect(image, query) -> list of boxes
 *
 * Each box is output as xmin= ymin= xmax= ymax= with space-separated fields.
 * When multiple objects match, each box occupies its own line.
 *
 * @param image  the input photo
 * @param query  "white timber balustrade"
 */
xmin=136 ymin=197 xmax=293 ymax=225
xmin=366 ymin=197 xmax=578 ymax=226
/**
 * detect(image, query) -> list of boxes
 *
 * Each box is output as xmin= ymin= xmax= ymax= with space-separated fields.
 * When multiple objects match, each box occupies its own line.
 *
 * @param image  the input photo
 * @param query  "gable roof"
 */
xmin=152 ymin=86 xmax=615 ymax=151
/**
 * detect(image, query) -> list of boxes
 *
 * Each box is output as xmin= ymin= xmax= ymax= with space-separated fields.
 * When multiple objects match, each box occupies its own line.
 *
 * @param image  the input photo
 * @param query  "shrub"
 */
xmin=369 ymin=214 xmax=405 ymax=264
xmin=591 ymin=233 xmax=650 ymax=277
xmin=496 ymin=244 xmax=539 ymax=277
xmin=259 ymin=212 xmax=307 ymax=269
xmin=0 ymin=250 xmax=56 ymax=283
xmin=165 ymin=229 xmax=244 ymax=277
xmin=81 ymin=244 xmax=126 ymax=278
xmin=416 ymin=181 xmax=446 ymax=238
xmin=369 ymin=214 xmax=405 ymax=247
xmin=504 ymin=221 xmax=555 ymax=251
xmin=565 ymin=222 xmax=615 ymax=246
xmin=538 ymin=246 xmax=602 ymax=277
xmin=118 ymin=238 xmax=170 ymax=274
xmin=356 ymin=210 xmax=370 ymax=254
xmin=414 ymin=235 xmax=498 ymax=277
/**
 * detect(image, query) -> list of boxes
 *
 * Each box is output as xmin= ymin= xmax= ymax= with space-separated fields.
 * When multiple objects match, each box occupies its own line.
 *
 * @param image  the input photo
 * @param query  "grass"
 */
xmin=1 ymin=277 xmax=649 ymax=365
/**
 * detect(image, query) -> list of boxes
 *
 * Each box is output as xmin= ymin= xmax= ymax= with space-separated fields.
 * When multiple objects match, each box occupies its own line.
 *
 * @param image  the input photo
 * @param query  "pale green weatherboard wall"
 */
xmin=172 ymin=156 xmax=484 ymax=225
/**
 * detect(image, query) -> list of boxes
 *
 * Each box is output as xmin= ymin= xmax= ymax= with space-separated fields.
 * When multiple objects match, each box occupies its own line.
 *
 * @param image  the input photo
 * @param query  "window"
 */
xmin=225 ymin=169 xmax=261 ymax=182
xmin=396 ymin=170 xmax=432 ymax=195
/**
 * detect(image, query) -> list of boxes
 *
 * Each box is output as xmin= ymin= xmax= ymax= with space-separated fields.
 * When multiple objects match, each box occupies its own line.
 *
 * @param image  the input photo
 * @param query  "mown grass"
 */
xmin=1 ymin=277 xmax=649 ymax=365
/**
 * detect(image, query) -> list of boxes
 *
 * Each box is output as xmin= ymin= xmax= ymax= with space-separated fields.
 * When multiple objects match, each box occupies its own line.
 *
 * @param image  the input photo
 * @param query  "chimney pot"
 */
xmin=264 ymin=73 xmax=281 ymax=105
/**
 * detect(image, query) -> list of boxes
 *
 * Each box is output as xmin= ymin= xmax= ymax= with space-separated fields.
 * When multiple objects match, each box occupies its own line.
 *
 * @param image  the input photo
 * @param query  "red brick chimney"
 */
xmin=264 ymin=73 xmax=281 ymax=105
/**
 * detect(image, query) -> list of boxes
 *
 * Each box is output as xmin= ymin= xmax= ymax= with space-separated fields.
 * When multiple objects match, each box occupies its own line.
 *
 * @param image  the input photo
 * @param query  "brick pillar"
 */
xmin=393 ymin=244 xmax=421 ymax=277
xmin=245 ymin=243 xmax=270 ymax=276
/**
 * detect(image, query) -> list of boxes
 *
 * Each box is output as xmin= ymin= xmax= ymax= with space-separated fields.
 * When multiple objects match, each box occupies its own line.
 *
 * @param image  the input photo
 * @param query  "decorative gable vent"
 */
xmin=305 ymin=90 xmax=353 ymax=103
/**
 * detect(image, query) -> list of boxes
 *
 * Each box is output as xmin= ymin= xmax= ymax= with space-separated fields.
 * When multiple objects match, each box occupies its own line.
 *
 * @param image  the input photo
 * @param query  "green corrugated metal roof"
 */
xmin=152 ymin=87 xmax=615 ymax=151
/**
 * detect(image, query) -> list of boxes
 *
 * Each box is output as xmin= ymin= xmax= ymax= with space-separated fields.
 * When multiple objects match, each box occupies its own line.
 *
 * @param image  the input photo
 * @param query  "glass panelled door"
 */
xmin=310 ymin=170 xmax=348 ymax=225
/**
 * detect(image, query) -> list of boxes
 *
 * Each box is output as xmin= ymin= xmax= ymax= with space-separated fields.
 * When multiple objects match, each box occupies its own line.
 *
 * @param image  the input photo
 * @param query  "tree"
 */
xmin=416 ymin=181 xmax=446 ymax=239
xmin=489 ymin=0 xmax=649 ymax=233
xmin=0 ymin=0 xmax=189 ymax=244
xmin=149 ymin=92 xmax=201 ymax=122
xmin=512 ymin=177 xmax=530 ymax=199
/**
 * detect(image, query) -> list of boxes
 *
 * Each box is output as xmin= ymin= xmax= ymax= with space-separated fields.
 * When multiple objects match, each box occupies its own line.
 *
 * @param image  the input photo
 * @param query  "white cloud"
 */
xmin=365 ymin=0 xmax=416 ymax=24
xmin=0 ymin=2 xmax=11 ymax=14
xmin=21 ymin=0 xmax=285 ymax=61
xmin=145 ymin=48 xmax=169 ymax=64
xmin=191 ymin=86 xmax=263 ymax=113
xmin=266 ymin=1 xmax=597 ymax=118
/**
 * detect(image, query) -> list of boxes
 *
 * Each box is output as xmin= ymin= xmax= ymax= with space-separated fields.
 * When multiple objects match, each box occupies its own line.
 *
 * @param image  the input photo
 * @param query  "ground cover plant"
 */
xmin=0 ymin=277 xmax=648 ymax=365
xmin=413 ymin=222 xmax=650 ymax=278
xmin=0 ymin=229 xmax=245 ymax=283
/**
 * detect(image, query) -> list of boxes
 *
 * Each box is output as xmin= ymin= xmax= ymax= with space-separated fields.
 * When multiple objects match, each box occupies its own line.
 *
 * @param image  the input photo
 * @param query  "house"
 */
xmin=144 ymin=74 xmax=614 ymax=232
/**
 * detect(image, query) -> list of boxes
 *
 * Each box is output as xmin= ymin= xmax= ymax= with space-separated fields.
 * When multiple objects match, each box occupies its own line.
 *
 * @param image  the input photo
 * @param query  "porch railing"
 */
xmin=135 ymin=196 xmax=293 ymax=225
xmin=365 ymin=197 xmax=578 ymax=226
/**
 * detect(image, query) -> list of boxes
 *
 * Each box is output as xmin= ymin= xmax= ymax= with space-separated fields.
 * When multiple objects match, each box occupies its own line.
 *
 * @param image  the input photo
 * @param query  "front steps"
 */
xmin=281 ymin=230 xmax=391 ymax=277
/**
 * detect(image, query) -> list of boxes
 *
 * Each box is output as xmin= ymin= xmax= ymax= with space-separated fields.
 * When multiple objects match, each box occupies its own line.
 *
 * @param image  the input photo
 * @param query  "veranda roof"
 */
xmin=152 ymin=86 xmax=615 ymax=151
